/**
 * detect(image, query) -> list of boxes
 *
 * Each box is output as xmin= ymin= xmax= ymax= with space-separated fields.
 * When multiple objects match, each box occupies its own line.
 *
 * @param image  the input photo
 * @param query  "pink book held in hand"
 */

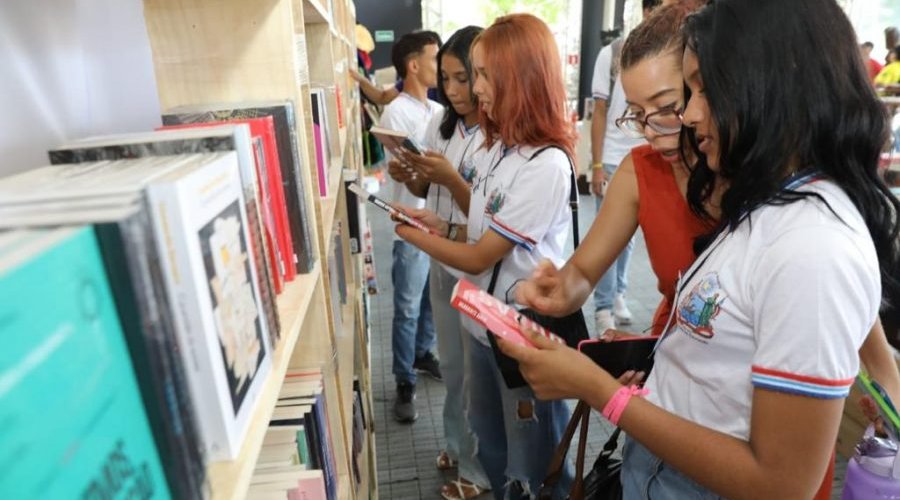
xmin=450 ymin=278 xmax=565 ymax=347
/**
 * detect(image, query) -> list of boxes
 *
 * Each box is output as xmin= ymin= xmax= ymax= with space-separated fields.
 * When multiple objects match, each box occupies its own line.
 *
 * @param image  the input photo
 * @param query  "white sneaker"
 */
xmin=614 ymin=294 xmax=633 ymax=325
xmin=594 ymin=309 xmax=616 ymax=338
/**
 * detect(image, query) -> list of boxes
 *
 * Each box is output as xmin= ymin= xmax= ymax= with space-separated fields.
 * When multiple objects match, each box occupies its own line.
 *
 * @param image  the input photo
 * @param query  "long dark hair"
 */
xmin=683 ymin=0 xmax=900 ymax=342
xmin=436 ymin=26 xmax=482 ymax=140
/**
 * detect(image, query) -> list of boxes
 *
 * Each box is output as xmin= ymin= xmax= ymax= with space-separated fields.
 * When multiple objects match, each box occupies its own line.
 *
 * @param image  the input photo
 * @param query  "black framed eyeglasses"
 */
xmin=615 ymin=106 xmax=684 ymax=139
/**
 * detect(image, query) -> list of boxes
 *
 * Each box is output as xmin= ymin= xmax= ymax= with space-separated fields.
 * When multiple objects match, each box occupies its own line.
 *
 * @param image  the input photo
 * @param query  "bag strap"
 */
xmin=541 ymin=408 xmax=623 ymax=499
xmin=539 ymin=400 xmax=590 ymax=499
xmin=528 ymin=146 xmax=580 ymax=248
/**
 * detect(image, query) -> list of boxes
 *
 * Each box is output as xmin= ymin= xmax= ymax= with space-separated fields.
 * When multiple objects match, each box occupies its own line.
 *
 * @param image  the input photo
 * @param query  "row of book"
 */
xmin=0 ymin=100 xmax=346 ymax=499
xmin=311 ymin=86 xmax=344 ymax=200
xmin=247 ymin=369 xmax=339 ymax=500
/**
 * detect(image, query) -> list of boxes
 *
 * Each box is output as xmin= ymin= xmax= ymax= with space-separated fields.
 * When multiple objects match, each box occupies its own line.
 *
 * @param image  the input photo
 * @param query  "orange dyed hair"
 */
xmin=473 ymin=14 xmax=576 ymax=159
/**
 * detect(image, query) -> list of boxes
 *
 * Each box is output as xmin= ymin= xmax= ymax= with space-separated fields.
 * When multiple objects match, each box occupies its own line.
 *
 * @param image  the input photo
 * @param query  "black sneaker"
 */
xmin=394 ymin=381 xmax=417 ymax=423
xmin=413 ymin=351 xmax=443 ymax=381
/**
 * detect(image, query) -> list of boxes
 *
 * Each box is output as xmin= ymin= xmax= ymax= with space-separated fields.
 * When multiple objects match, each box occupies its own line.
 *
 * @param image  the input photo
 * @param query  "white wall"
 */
xmin=0 ymin=0 xmax=161 ymax=177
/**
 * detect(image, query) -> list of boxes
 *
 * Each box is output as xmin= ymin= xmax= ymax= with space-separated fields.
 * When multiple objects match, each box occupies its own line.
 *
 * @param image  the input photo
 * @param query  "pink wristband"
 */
xmin=601 ymin=385 xmax=649 ymax=425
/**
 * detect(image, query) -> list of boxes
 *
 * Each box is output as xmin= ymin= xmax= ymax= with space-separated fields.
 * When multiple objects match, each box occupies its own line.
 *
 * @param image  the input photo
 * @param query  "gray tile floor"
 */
xmin=366 ymin=193 xmax=846 ymax=499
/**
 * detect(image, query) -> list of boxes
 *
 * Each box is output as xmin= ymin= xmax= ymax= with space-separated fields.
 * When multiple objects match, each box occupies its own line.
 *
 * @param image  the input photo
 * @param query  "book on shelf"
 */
xmin=310 ymin=89 xmax=330 ymax=198
xmin=145 ymin=152 xmax=273 ymax=461
xmin=0 ymin=161 xmax=213 ymax=496
xmin=327 ymin=225 xmax=344 ymax=339
xmin=332 ymin=221 xmax=348 ymax=305
xmin=0 ymin=227 xmax=170 ymax=499
xmin=264 ymin=369 xmax=338 ymax=500
xmin=322 ymin=86 xmax=342 ymax=158
xmin=48 ymin=124 xmax=283 ymax=346
xmin=343 ymin=177 xmax=362 ymax=254
xmin=248 ymin=466 xmax=326 ymax=500
xmin=162 ymin=100 xmax=317 ymax=274
xmin=350 ymin=380 xmax=365 ymax=485
xmin=0 ymin=153 xmax=276 ymax=462
xmin=158 ymin=116 xmax=298 ymax=287
xmin=362 ymin=221 xmax=378 ymax=294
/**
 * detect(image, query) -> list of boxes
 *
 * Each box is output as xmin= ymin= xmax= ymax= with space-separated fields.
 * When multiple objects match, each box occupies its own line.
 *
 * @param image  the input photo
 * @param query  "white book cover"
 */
xmin=0 ymin=155 xmax=190 ymax=205
xmin=147 ymin=151 xmax=272 ymax=461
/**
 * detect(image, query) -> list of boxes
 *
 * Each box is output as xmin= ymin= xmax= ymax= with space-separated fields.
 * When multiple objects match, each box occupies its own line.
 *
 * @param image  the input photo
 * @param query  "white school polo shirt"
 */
xmin=461 ymin=142 xmax=572 ymax=345
xmin=422 ymin=111 xmax=484 ymax=277
xmin=644 ymin=177 xmax=880 ymax=441
xmin=380 ymin=92 xmax=443 ymax=240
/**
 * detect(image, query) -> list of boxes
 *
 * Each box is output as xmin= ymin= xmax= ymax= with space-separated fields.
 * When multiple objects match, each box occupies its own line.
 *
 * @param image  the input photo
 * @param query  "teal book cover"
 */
xmin=0 ymin=227 xmax=171 ymax=499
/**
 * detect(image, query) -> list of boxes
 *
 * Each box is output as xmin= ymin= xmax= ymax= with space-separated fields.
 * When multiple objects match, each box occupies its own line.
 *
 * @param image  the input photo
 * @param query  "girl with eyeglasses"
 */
xmin=504 ymin=0 xmax=900 ymax=498
xmin=516 ymin=3 xmax=713 ymax=338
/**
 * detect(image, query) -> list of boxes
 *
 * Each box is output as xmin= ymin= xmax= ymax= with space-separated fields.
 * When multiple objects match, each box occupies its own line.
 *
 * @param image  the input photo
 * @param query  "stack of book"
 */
xmin=0 ymin=102 xmax=326 ymax=497
xmin=246 ymin=369 xmax=337 ymax=499
xmin=0 ymin=227 xmax=172 ymax=498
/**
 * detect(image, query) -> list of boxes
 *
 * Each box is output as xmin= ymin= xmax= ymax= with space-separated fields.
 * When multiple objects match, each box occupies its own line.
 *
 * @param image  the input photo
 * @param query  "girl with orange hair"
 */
xmin=394 ymin=13 xmax=576 ymax=498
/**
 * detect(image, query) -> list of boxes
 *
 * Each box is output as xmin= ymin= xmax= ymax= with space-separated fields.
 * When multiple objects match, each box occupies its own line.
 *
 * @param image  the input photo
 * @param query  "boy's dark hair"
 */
xmin=862 ymin=41 xmax=875 ymax=49
xmin=417 ymin=30 xmax=443 ymax=46
xmin=391 ymin=32 xmax=440 ymax=79
xmin=436 ymin=26 xmax=483 ymax=139
xmin=893 ymin=45 xmax=900 ymax=60
xmin=683 ymin=0 xmax=900 ymax=346
xmin=643 ymin=0 xmax=662 ymax=10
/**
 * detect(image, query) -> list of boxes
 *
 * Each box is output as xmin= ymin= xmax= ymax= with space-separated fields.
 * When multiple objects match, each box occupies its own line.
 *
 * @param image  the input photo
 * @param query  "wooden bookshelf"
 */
xmin=303 ymin=0 xmax=331 ymax=25
xmin=207 ymin=266 xmax=321 ymax=500
xmin=141 ymin=0 xmax=375 ymax=498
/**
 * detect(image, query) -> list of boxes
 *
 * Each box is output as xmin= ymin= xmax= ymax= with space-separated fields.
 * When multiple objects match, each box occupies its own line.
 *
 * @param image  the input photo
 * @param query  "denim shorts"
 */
xmin=621 ymin=437 xmax=721 ymax=499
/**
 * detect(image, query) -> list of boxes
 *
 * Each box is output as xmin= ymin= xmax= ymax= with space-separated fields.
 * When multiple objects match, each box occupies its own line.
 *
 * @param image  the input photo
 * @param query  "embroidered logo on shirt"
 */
xmin=677 ymin=272 xmax=726 ymax=339
xmin=485 ymin=188 xmax=506 ymax=216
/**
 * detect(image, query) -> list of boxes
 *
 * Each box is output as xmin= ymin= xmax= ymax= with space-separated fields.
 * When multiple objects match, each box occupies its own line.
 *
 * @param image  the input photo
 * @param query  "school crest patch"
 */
xmin=677 ymin=272 xmax=726 ymax=339
xmin=485 ymin=188 xmax=506 ymax=216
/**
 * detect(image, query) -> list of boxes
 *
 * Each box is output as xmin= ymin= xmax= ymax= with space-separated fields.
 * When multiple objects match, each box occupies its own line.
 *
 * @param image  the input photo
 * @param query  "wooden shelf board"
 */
xmin=207 ymin=264 xmax=321 ymax=500
xmin=321 ymin=194 xmax=338 ymax=252
xmin=322 ymin=161 xmax=344 ymax=254
xmin=339 ymin=127 xmax=347 ymax=157
xmin=303 ymin=0 xmax=330 ymax=25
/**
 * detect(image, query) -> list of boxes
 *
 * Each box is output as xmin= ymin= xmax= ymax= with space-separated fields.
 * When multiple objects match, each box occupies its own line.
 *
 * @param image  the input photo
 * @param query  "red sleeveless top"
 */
xmin=633 ymin=145 xmax=713 ymax=336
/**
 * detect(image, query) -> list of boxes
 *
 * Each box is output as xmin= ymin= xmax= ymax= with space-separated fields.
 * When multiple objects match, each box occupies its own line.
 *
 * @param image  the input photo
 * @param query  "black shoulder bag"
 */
xmin=484 ymin=146 xmax=590 ymax=389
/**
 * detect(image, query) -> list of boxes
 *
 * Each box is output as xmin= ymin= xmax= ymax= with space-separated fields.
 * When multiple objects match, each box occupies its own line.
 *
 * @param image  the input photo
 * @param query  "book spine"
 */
xmin=251 ymin=138 xmax=286 ymax=294
xmin=260 ymin=123 xmax=298 ymax=283
xmin=246 ymin=195 xmax=281 ymax=347
xmin=302 ymin=408 xmax=322 ymax=471
xmin=314 ymin=393 xmax=338 ymax=500
xmin=295 ymin=425 xmax=311 ymax=470
xmin=94 ymin=214 xmax=208 ymax=499
xmin=311 ymin=93 xmax=328 ymax=198
xmin=343 ymin=180 xmax=361 ymax=254
xmin=280 ymin=104 xmax=316 ymax=274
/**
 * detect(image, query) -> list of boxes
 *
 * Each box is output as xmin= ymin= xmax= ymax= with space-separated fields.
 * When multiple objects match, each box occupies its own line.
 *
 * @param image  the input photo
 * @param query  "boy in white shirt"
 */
xmin=379 ymin=31 xmax=443 ymax=423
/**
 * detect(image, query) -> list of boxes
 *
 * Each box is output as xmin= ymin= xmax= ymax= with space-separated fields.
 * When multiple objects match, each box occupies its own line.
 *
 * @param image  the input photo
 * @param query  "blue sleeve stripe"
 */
xmin=751 ymin=374 xmax=851 ymax=400
xmin=489 ymin=223 xmax=535 ymax=252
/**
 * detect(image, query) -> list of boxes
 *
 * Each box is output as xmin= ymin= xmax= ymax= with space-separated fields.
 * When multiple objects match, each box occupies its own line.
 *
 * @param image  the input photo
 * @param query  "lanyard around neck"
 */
xmin=653 ymin=168 xmax=825 ymax=350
